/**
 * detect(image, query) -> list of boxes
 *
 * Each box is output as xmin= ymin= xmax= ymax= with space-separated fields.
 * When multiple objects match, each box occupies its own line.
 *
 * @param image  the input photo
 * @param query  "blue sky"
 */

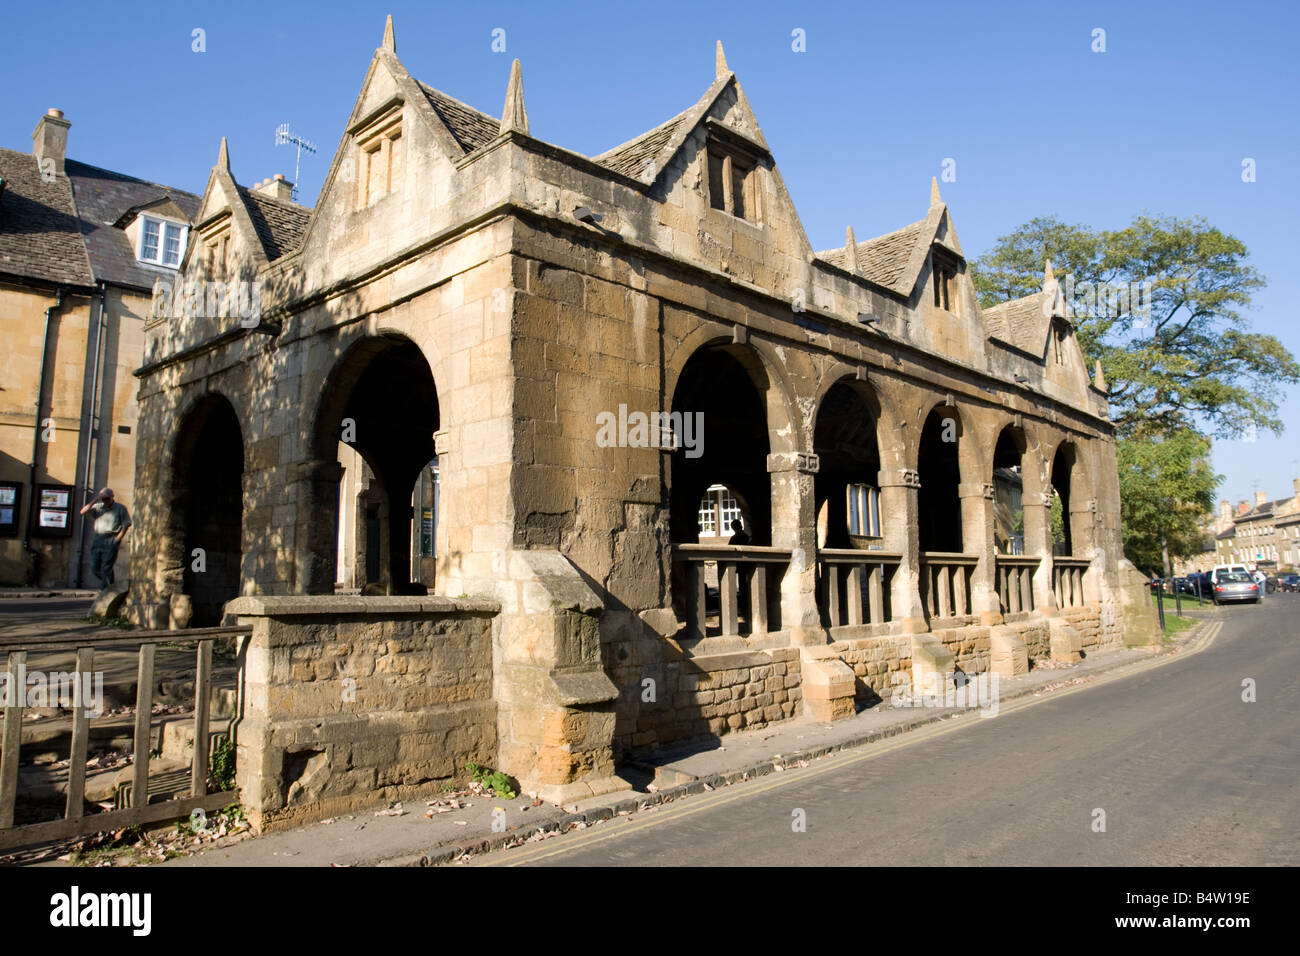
xmin=3 ymin=0 xmax=1297 ymax=508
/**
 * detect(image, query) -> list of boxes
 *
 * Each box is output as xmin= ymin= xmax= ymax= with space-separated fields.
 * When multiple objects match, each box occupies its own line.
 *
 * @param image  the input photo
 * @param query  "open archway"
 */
xmin=991 ymin=425 xmax=1027 ymax=556
xmin=172 ymin=394 xmax=244 ymax=627
xmin=312 ymin=334 xmax=438 ymax=593
xmin=917 ymin=406 xmax=963 ymax=553
xmin=668 ymin=343 xmax=772 ymax=545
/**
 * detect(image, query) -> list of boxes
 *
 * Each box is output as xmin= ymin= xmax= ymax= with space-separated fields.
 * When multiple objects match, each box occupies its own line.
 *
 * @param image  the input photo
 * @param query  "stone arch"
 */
xmin=664 ymin=325 xmax=803 ymax=455
xmin=990 ymin=421 xmax=1030 ymax=556
xmin=306 ymin=331 xmax=440 ymax=592
xmin=168 ymin=391 xmax=246 ymax=627
xmin=1048 ymin=439 xmax=1096 ymax=557
xmin=914 ymin=399 xmax=968 ymax=553
xmin=813 ymin=376 xmax=883 ymax=548
xmin=668 ymin=340 xmax=778 ymax=545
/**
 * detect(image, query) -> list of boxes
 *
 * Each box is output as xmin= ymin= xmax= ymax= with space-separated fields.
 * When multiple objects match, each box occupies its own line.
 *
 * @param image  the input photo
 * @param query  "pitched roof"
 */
xmin=983 ymin=293 xmax=1051 ymax=354
xmin=0 ymin=147 xmax=95 ymax=287
xmin=65 ymin=159 xmax=201 ymax=290
xmin=819 ymin=219 xmax=930 ymax=293
xmin=417 ymin=82 xmax=500 ymax=154
xmin=594 ymin=111 xmax=689 ymax=178
xmin=237 ymin=187 xmax=312 ymax=261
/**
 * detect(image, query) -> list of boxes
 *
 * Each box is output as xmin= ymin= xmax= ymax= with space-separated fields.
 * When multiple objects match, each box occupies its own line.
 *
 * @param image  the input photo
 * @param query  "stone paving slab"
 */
xmin=140 ymin=615 xmax=1211 ymax=868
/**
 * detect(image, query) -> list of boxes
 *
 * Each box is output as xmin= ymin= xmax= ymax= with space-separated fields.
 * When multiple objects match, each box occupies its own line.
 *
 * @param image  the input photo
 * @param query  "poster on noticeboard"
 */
xmin=0 ymin=482 xmax=19 ymax=538
xmin=31 ymin=483 xmax=73 ymax=537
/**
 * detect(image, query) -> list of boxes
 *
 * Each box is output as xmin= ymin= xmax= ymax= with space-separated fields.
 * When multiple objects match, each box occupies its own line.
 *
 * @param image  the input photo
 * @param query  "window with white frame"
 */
xmin=698 ymin=485 xmax=743 ymax=538
xmin=846 ymin=483 xmax=881 ymax=537
xmin=139 ymin=216 xmax=187 ymax=267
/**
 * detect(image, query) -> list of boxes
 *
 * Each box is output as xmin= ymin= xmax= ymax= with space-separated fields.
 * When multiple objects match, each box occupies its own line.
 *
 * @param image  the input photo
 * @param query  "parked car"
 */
xmin=1279 ymin=573 xmax=1300 ymax=593
xmin=1210 ymin=570 xmax=1260 ymax=605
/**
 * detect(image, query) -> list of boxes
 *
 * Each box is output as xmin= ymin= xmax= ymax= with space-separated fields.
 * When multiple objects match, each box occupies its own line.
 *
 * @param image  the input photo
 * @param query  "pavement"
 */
xmin=142 ymin=612 xmax=1217 ymax=867
xmin=0 ymin=589 xmax=99 ymax=600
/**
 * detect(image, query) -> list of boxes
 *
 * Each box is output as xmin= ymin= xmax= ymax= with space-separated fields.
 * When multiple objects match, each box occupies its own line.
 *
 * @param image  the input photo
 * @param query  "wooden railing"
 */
xmin=672 ymin=544 xmax=792 ymax=640
xmin=919 ymin=552 xmax=979 ymax=619
xmin=0 ymin=625 xmax=249 ymax=851
xmin=1053 ymin=557 xmax=1090 ymax=608
xmin=818 ymin=549 xmax=902 ymax=628
xmin=995 ymin=555 xmax=1040 ymax=615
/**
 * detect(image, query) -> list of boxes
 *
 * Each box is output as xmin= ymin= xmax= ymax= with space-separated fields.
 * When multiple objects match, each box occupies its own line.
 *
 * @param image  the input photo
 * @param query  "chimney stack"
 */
xmin=1237 ymin=500 xmax=1250 ymax=516
xmin=1219 ymin=499 xmax=1230 ymax=520
xmin=1293 ymin=477 xmax=1300 ymax=498
xmin=253 ymin=173 xmax=294 ymax=202
xmin=32 ymin=108 xmax=70 ymax=177
xmin=1255 ymin=490 xmax=1267 ymax=507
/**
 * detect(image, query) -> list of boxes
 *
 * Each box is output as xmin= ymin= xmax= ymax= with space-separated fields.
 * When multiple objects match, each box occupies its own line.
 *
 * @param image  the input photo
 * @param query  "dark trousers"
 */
xmin=90 ymin=533 xmax=120 ymax=588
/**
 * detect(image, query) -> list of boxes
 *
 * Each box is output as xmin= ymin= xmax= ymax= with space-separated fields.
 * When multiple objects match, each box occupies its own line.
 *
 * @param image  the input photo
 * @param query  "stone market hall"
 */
xmin=128 ymin=18 xmax=1155 ymax=824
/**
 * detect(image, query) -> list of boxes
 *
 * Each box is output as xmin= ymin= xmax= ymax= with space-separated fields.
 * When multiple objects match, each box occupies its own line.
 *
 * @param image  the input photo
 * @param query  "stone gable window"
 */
xmin=706 ymin=144 xmax=759 ymax=222
xmin=355 ymin=111 xmax=403 ymax=207
xmin=930 ymin=249 xmax=959 ymax=313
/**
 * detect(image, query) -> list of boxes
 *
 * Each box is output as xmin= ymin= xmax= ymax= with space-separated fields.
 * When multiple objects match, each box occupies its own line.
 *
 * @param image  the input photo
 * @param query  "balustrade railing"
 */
xmin=817 ymin=549 xmax=902 ymax=628
xmin=995 ymin=554 xmax=1040 ymax=615
xmin=672 ymin=545 xmax=792 ymax=640
xmin=919 ymin=552 xmax=979 ymax=619
xmin=1053 ymin=557 xmax=1090 ymax=608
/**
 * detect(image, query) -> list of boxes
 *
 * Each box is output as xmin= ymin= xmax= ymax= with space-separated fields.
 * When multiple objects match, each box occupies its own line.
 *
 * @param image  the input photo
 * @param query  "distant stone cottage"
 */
xmin=129 ymin=17 xmax=1154 ymax=819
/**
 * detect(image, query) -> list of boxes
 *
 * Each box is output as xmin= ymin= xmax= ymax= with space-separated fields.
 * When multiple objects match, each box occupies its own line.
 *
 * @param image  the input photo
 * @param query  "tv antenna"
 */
xmin=274 ymin=123 xmax=316 ymax=201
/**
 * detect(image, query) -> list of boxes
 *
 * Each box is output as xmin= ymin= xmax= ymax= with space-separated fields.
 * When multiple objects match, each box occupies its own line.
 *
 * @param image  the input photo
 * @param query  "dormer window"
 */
xmin=930 ymin=249 xmax=960 ymax=313
xmin=355 ymin=110 xmax=403 ymax=207
xmin=139 ymin=216 xmax=187 ymax=267
xmin=703 ymin=121 xmax=765 ymax=224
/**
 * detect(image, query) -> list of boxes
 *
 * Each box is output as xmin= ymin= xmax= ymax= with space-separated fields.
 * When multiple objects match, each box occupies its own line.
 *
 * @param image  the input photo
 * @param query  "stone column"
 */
xmin=1070 ymin=496 xmax=1099 ymax=603
xmin=878 ymin=467 xmax=926 ymax=631
xmin=767 ymin=451 xmax=825 ymax=645
xmin=959 ymin=480 xmax=999 ymax=623
xmin=290 ymin=458 xmax=344 ymax=594
xmin=1022 ymin=489 xmax=1057 ymax=615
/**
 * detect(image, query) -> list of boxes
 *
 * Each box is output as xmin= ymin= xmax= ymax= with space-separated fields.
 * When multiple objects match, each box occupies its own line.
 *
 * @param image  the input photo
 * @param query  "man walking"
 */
xmin=80 ymin=487 xmax=131 ymax=588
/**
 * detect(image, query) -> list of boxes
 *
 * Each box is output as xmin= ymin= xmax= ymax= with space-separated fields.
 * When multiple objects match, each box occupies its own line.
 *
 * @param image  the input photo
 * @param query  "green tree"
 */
xmin=972 ymin=214 xmax=1295 ymax=568
xmin=1116 ymin=426 xmax=1220 ymax=575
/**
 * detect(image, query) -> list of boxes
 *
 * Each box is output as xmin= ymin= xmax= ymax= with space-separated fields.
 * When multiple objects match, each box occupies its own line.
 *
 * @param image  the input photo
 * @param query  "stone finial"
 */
xmin=382 ymin=14 xmax=395 ymax=53
xmin=930 ymin=176 xmax=941 ymax=206
xmin=499 ymin=59 xmax=528 ymax=135
xmin=716 ymin=40 xmax=729 ymax=78
xmin=1094 ymin=359 xmax=1108 ymax=392
xmin=217 ymin=136 xmax=230 ymax=173
xmin=845 ymin=226 xmax=858 ymax=273
xmin=1044 ymin=258 xmax=1056 ymax=285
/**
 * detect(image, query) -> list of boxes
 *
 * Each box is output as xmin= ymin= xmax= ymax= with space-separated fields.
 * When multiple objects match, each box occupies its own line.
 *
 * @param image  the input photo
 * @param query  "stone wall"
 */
xmin=824 ymin=634 xmax=912 ymax=704
xmin=228 ymin=595 xmax=499 ymax=831
xmin=613 ymin=646 xmax=802 ymax=755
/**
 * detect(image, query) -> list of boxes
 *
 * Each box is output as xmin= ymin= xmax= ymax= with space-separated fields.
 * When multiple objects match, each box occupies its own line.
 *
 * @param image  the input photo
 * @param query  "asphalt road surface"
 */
xmin=485 ymin=597 xmax=1299 ymax=866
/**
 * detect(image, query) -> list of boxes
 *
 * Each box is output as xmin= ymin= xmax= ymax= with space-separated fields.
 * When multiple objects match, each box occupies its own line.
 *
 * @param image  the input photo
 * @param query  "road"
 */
xmin=484 ymin=597 xmax=1299 ymax=866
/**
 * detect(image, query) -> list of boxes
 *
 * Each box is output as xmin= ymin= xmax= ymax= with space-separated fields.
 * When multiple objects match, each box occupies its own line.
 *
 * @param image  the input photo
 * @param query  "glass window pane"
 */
xmin=142 ymin=220 xmax=160 ymax=260
xmin=163 ymin=224 xmax=182 ymax=265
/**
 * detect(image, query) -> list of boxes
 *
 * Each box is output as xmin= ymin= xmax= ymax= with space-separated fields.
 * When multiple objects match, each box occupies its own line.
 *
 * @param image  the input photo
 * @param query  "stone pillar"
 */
xmin=879 ymin=468 xmax=926 ymax=631
xmin=1070 ymin=497 xmax=1099 ymax=603
xmin=1021 ymin=488 xmax=1057 ymax=616
xmin=959 ymin=480 xmax=999 ymax=623
xmin=290 ymin=458 xmax=344 ymax=594
xmin=767 ymin=451 xmax=825 ymax=646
